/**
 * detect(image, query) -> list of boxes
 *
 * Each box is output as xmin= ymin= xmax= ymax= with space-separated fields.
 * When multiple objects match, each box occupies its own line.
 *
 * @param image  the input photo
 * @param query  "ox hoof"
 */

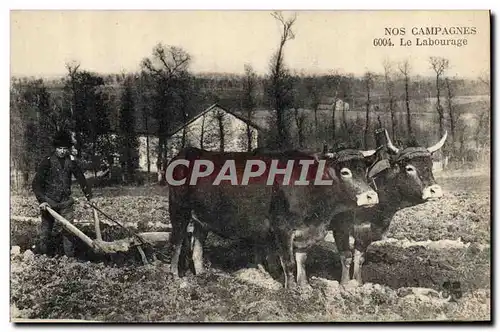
xmin=341 ymin=279 xmax=360 ymax=290
xmin=298 ymin=282 xmax=313 ymax=292
xmin=285 ymin=279 xmax=298 ymax=290
xmin=194 ymin=268 xmax=205 ymax=276
xmin=256 ymin=264 xmax=268 ymax=275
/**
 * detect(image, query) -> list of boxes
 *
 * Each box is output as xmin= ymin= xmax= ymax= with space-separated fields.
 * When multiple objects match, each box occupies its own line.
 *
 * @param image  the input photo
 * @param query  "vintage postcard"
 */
xmin=10 ymin=10 xmax=491 ymax=322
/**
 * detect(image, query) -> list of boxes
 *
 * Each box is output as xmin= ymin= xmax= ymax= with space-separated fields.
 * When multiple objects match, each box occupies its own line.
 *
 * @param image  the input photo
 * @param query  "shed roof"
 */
xmin=165 ymin=103 xmax=264 ymax=137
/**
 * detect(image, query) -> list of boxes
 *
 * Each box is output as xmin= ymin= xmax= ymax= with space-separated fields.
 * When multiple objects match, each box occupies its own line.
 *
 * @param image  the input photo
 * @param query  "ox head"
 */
xmin=314 ymin=146 xmax=380 ymax=207
xmin=384 ymin=130 xmax=447 ymax=203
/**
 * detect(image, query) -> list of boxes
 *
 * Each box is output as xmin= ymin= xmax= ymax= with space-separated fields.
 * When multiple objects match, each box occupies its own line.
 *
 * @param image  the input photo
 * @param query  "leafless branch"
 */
xmin=398 ymin=59 xmax=411 ymax=76
xmin=429 ymin=56 xmax=450 ymax=76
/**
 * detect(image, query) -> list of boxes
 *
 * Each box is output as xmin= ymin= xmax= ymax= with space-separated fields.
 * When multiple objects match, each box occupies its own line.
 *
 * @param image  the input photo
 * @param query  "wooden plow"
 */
xmin=16 ymin=206 xmax=173 ymax=265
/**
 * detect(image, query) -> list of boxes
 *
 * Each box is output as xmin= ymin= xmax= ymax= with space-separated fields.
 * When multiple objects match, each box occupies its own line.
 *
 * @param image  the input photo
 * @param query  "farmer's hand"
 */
xmin=39 ymin=202 xmax=50 ymax=211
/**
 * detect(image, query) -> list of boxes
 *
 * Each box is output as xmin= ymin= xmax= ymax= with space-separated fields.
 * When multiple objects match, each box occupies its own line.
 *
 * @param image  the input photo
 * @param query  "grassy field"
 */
xmin=10 ymin=169 xmax=491 ymax=322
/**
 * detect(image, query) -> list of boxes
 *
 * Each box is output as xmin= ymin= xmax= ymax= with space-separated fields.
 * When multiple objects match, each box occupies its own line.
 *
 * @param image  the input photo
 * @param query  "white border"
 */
xmin=2 ymin=1 xmax=497 ymax=331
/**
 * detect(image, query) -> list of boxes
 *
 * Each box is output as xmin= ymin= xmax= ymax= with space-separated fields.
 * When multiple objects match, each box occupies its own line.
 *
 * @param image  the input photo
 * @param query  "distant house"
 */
xmin=317 ymin=98 xmax=350 ymax=112
xmin=137 ymin=103 xmax=262 ymax=173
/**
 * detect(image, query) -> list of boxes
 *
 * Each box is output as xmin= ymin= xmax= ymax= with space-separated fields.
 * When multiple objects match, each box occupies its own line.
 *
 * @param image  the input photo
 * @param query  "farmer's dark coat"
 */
xmin=32 ymin=154 xmax=92 ymax=207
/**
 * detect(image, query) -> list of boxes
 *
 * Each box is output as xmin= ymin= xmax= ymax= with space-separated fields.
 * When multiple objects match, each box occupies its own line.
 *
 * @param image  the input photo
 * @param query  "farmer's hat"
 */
xmin=52 ymin=130 xmax=73 ymax=148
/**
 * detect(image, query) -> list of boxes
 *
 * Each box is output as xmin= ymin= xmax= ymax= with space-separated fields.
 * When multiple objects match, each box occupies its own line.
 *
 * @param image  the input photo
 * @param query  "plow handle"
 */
xmin=45 ymin=207 xmax=102 ymax=252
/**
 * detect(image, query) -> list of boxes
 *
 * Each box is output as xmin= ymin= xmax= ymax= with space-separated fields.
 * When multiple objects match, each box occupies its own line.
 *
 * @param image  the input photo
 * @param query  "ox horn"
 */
xmin=384 ymin=129 xmax=400 ymax=154
xmin=427 ymin=131 xmax=448 ymax=153
xmin=360 ymin=150 xmax=376 ymax=157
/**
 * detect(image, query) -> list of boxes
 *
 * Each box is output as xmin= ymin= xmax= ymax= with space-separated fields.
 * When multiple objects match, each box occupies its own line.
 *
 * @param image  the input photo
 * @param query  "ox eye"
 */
xmin=405 ymin=165 xmax=416 ymax=173
xmin=340 ymin=168 xmax=352 ymax=178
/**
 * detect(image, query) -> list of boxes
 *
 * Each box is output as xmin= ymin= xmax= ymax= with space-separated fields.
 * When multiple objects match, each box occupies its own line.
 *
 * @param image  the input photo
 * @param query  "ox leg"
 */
xmin=251 ymin=244 xmax=271 ymax=275
xmin=179 ymin=231 xmax=193 ymax=274
xmin=352 ymin=223 xmax=386 ymax=284
xmin=192 ymin=224 xmax=208 ymax=275
xmin=295 ymin=250 xmax=310 ymax=288
xmin=333 ymin=229 xmax=353 ymax=285
xmin=352 ymin=223 xmax=372 ymax=284
xmin=352 ymin=248 xmax=365 ymax=284
xmin=170 ymin=208 xmax=191 ymax=278
xmin=275 ymin=230 xmax=297 ymax=289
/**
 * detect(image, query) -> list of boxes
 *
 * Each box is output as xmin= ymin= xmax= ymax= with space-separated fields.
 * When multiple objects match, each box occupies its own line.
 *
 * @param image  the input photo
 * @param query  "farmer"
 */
xmin=32 ymin=130 xmax=93 ymax=257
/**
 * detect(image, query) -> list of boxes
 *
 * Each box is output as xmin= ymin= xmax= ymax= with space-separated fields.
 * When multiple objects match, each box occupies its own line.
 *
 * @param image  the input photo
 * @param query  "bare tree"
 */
xmin=242 ymin=64 xmax=257 ymax=151
xmin=290 ymin=74 xmax=308 ymax=148
xmin=445 ymin=77 xmax=457 ymax=145
xmin=398 ymin=59 xmax=413 ymax=138
xmin=475 ymin=72 xmax=491 ymax=151
xmin=214 ymin=109 xmax=227 ymax=152
xmin=383 ymin=59 xmax=397 ymax=139
xmin=363 ymin=72 xmax=374 ymax=149
xmin=266 ymin=11 xmax=297 ymax=149
xmin=475 ymin=108 xmax=490 ymax=149
xmin=478 ymin=72 xmax=490 ymax=89
xmin=304 ymin=76 xmax=321 ymax=142
xmin=293 ymin=107 xmax=307 ymax=148
xmin=65 ymin=61 xmax=81 ymax=156
xmin=342 ymin=74 xmax=354 ymax=131
xmin=327 ymin=72 xmax=341 ymax=142
xmin=137 ymin=73 xmax=154 ymax=174
xmin=429 ymin=56 xmax=450 ymax=137
xmin=141 ymin=43 xmax=191 ymax=183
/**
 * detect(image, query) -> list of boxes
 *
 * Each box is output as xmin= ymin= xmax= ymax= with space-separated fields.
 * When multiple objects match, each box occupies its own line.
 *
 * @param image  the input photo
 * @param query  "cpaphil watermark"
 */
xmin=165 ymin=159 xmax=345 ymax=186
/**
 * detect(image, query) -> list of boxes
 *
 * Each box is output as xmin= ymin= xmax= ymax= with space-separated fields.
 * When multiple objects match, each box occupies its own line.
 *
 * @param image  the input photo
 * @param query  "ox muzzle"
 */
xmin=356 ymin=190 xmax=379 ymax=207
xmin=422 ymin=184 xmax=443 ymax=200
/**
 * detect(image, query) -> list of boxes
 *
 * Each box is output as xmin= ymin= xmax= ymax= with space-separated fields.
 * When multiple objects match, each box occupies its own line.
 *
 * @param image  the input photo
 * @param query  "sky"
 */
xmin=10 ymin=10 xmax=490 ymax=79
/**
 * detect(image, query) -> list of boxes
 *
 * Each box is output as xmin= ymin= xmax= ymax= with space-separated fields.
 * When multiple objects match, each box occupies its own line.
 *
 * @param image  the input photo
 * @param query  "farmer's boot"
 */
xmin=62 ymin=235 xmax=76 ymax=258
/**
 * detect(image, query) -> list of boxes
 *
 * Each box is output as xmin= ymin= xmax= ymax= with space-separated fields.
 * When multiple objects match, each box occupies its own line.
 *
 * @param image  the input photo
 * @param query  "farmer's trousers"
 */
xmin=38 ymin=203 xmax=76 ymax=257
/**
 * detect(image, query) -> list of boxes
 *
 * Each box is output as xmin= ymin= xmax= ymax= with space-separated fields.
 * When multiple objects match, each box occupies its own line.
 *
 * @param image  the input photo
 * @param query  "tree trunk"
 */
xmin=342 ymin=102 xmax=347 ymax=130
xmin=332 ymin=97 xmax=337 ymax=143
xmin=144 ymin=111 xmax=151 ymax=174
xmin=93 ymin=140 xmax=98 ymax=179
xmin=276 ymin=108 xmax=286 ymax=150
xmin=200 ymin=115 xmax=205 ymax=149
xmin=314 ymin=107 xmax=319 ymax=142
xmin=446 ymin=79 xmax=455 ymax=144
xmin=75 ymin=131 xmax=83 ymax=158
xmin=436 ymin=75 xmax=445 ymax=137
xmin=146 ymin=134 xmax=150 ymax=174
xmin=247 ymin=123 xmax=252 ymax=152
xmin=274 ymin=38 xmax=288 ymax=150
xmin=218 ymin=115 xmax=225 ymax=152
xmin=294 ymin=108 xmax=304 ymax=148
xmin=405 ymin=77 xmax=412 ymax=138
xmin=157 ymin=135 xmax=165 ymax=184
xmin=389 ymin=96 xmax=397 ymax=139
xmin=364 ymin=91 xmax=371 ymax=149
xmin=181 ymin=128 xmax=187 ymax=148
